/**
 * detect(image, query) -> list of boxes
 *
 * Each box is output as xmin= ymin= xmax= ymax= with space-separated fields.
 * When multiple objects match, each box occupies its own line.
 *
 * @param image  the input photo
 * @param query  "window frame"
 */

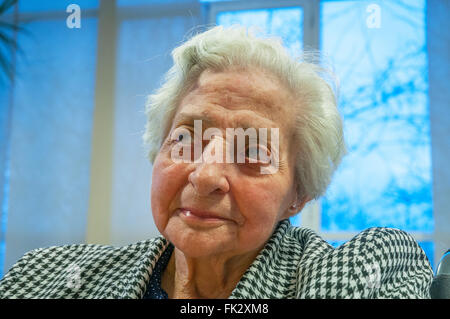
xmin=206 ymin=0 xmax=319 ymax=50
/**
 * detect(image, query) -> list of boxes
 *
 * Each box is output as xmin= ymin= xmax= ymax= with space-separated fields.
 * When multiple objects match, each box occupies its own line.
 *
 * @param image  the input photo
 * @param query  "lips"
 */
xmin=179 ymin=208 xmax=232 ymax=222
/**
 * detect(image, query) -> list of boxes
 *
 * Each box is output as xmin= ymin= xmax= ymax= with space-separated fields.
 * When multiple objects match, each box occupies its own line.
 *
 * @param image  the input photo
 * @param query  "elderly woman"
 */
xmin=0 ymin=26 xmax=433 ymax=299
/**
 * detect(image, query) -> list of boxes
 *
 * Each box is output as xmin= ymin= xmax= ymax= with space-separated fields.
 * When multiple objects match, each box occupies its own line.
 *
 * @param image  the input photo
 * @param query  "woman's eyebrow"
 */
xmin=173 ymin=112 xmax=215 ymax=126
xmin=173 ymin=111 xmax=275 ymax=130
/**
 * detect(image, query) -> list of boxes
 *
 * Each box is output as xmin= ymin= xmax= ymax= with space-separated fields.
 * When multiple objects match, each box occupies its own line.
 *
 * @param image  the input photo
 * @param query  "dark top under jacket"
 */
xmin=142 ymin=243 xmax=173 ymax=299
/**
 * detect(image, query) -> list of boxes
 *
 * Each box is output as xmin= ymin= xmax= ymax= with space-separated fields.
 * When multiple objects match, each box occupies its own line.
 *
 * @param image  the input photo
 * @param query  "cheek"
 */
xmin=233 ymin=181 xmax=288 ymax=247
xmin=241 ymin=179 xmax=286 ymax=215
xmin=151 ymin=158 xmax=188 ymax=232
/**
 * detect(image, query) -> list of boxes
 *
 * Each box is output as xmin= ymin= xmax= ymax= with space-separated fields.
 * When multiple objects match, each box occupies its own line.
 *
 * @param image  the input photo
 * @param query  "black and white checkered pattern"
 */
xmin=0 ymin=220 xmax=433 ymax=298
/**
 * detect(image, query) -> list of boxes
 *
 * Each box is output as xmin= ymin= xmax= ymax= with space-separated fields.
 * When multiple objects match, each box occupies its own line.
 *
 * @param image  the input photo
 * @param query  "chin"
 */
xmin=167 ymin=228 xmax=236 ymax=259
xmin=176 ymin=239 xmax=231 ymax=258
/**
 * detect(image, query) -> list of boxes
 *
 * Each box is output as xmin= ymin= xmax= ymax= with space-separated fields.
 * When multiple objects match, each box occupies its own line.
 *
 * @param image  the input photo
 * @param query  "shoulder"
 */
xmin=286 ymin=225 xmax=433 ymax=298
xmin=343 ymin=227 xmax=433 ymax=298
xmin=26 ymin=236 xmax=166 ymax=265
xmin=344 ymin=227 xmax=432 ymax=269
xmin=0 ymin=237 xmax=167 ymax=298
xmin=9 ymin=236 xmax=164 ymax=272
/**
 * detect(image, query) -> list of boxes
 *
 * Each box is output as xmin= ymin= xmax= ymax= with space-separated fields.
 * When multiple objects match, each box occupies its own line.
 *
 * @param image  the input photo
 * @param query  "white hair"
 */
xmin=143 ymin=25 xmax=347 ymax=200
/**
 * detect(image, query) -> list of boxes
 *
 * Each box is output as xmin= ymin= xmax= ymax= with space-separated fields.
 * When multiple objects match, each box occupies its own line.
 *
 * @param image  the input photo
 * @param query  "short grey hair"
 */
xmin=143 ymin=25 xmax=347 ymax=200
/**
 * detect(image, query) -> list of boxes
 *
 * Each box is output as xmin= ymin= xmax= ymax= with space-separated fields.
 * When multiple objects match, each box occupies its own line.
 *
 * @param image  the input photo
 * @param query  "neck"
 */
xmin=162 ymin=247 xmax=260 ymax=299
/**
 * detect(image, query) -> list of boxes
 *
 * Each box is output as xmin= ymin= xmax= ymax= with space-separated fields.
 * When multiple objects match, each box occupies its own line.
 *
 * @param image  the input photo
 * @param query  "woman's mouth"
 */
xmin=178 ymin=208 xmax=233 ymax=225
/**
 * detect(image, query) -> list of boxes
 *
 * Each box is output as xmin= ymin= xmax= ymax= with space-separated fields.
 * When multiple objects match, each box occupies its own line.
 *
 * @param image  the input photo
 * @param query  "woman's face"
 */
xmin=151 ymin=67 xmax=301 ymax=259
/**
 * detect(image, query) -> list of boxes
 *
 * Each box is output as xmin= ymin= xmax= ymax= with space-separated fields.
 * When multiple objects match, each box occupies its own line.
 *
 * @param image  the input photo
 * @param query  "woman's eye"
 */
xmin=170 ymin=128 xmax=192 ymax=144
xmin=176 ymin=134 xmax=184 ymax=142
xmin=245 ymin=146 xmax=258 ymax=160
xmin=245 ymin=145 xmax=271 ymax=164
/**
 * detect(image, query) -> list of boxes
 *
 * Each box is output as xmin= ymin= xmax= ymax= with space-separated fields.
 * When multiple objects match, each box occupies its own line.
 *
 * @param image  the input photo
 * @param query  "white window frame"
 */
xmin=206 ymin=0 xmax=319 ymax=49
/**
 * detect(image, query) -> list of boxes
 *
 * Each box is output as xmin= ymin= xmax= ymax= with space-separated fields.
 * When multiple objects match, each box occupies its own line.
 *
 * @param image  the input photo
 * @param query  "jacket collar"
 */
xmin=110 ymin=236 xmax=170 ymax=298
xmin=229 ymin=219 xmax=296 ymax=298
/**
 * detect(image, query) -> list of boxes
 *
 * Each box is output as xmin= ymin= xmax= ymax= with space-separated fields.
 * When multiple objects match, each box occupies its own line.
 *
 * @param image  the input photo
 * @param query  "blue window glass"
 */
xmin=0 ymin=78 xmax=11 ymax=279
xmin=117 ymin=0 xmax=196 ymax=6
xmin=216 ymin=7 xmax=303 ymax=56
xmin=327 ymin=240 xmax=346 ymax=249
xmin=320 ymin=0 xmax=433 ymax=266
xmin=0 ymin=17 xmax=98 ymax=277
xmin=418 ymin=241 xmax=434 ymax=270
xmin=0 ymin=24 xmax=14 ymax=277
xmin=320 ymin=0 xmax=433 ymax=233
xmin=18 ymin=0 xmax=98 ymax=12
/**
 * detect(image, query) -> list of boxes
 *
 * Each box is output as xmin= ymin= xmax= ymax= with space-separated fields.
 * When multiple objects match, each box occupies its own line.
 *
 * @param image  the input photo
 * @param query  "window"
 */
xmin=216 ymin=6 xmax=303 ymax=56
xmin=320 ymin=0 xmax=434 ymax=267
xmin=0 ymin=0 xmax=99 ymax=277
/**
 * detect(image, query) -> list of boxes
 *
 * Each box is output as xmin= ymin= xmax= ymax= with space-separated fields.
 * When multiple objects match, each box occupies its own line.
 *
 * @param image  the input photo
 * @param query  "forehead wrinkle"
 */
xmin=183 ymin=88 xmax=282 ymax=125
xmin=175 ymin=105 xmax=276 ymax=131
xmin=173 ymin=109 xmax=215 ymax=127
xmin=211 ymin=89 xmax=278 ymax=119
xmin=194 ymin=73 xmax=287 ymax=121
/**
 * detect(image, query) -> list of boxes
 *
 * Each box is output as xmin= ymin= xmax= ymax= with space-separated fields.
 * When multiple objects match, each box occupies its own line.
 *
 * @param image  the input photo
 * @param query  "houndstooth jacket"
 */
xmin=0 ymin=219 xmax=433 ymax=299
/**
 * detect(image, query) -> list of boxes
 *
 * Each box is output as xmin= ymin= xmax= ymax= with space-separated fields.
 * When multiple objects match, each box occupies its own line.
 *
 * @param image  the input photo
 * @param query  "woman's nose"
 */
xmin=188 ymin=136 xmax=230 ymax=195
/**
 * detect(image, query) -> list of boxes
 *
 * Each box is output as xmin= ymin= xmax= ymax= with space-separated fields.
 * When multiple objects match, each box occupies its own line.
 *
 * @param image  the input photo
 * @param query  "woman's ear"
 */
xmin=283 ymin=194 xmax=312 ymax=219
